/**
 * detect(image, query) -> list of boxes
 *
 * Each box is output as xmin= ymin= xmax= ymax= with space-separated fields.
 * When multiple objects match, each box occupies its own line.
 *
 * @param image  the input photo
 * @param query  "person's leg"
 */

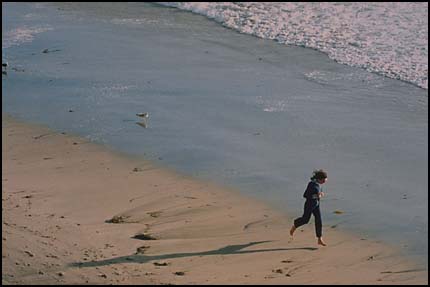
xmin=312 ymin=205 xmax=326 ymax=246
xmin=291 ymin=201 xmax=313 ymax=236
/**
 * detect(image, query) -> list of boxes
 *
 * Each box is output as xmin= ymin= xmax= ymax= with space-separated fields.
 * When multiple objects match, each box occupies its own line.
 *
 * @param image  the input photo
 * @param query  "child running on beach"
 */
xmin=290 ymin=169 xmax=328 ymax=246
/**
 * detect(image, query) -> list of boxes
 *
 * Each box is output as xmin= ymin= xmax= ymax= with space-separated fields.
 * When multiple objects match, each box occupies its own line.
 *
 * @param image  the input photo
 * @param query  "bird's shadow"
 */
xmin=69 ymin=240 xmax=318 ymax=268
xmin=136 ymin=121 xmax=147 ymax=128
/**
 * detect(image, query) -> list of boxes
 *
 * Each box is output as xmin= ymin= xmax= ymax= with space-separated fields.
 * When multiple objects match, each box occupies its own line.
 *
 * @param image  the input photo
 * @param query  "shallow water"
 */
xmin=2 ymin=2 xmax=428 ymax=265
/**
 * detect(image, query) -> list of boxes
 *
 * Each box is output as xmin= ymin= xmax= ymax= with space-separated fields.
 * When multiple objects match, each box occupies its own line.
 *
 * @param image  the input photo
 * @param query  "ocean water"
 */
xmin=2 ymin=2 xmax=428 ymax=266
xmin=160 ymin=2 xmax=428 ymax=90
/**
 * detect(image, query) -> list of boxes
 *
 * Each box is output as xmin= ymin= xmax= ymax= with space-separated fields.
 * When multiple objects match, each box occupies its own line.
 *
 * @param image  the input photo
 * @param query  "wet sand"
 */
xmin=2 ymin=114 xmax=427 ymax=285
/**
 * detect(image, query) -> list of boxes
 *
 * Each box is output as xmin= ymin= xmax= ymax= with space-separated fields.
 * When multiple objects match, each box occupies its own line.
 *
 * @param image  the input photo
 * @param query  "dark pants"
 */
xmin=294 ymin=200 xmax=322 ymax=238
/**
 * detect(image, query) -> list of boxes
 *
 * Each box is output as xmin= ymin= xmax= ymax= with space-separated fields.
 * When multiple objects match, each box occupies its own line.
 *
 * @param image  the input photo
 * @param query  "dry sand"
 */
xmin=2 ymin=114 xmax=427 ymax=285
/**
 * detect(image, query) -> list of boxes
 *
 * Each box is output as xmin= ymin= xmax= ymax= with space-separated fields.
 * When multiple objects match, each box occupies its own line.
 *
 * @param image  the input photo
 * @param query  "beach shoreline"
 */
xmin=2 ymin=114 xmax=427 ymax=285
xmin=3 ymin=2 xmax=428 ymax=264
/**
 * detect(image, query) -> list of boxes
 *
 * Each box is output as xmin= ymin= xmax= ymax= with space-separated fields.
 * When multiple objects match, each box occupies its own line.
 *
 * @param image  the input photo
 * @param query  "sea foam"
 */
xmin=159 ymin=2 xmax=428 ymax=90
xmin=2 ymin=25 xmax=53 ymax=49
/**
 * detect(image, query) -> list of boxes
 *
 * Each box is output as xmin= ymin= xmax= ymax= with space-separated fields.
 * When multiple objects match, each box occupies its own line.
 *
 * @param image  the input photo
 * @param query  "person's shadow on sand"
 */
xmin=69 ymin=240 xmax=318 ymax=268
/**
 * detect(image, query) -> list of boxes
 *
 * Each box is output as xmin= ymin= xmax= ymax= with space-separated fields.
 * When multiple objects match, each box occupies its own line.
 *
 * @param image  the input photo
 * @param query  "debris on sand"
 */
xmin=136 ymin=245 xmax=150 ymax=254
xmin=133 ymin=233 xmax=157 ymax=240
xmin=147 ymin=211 xmax=162 ymax=218
xmin=24 ymin=250 xmax=34 ymax=257
xmin=106 ymin=215 xmax=130 ymax=224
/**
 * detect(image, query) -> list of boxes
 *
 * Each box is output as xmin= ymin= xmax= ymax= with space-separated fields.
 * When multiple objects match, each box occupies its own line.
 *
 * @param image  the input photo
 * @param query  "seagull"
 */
xmin=136 ymin=112 xmax=149 ymax=118
xmin=136 ymin=112 xmax=149 ymax=128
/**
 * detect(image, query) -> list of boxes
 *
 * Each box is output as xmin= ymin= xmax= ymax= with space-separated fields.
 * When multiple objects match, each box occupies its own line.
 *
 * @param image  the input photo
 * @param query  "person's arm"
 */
xmin=308 ymin=183 xmax=320 ymax=199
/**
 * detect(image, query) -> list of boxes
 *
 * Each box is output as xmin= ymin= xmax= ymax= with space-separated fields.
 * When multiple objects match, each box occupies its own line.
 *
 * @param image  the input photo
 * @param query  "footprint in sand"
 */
xmin=153 ymin=262 xmax=170 ymax=266
xmin=136 ymin=246 xmax=150 ymax=254
xmin=147 ymin=211 xmax=162 ymax=218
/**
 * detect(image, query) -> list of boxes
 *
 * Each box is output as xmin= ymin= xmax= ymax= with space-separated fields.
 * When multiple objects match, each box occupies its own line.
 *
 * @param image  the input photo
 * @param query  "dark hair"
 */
xmin=311 ymin=169 xmax=327 ymax=180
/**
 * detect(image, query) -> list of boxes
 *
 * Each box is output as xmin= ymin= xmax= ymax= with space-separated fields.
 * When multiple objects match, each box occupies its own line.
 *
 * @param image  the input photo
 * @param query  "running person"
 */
xmin=290 ymin=169 xmax=328 ymax=246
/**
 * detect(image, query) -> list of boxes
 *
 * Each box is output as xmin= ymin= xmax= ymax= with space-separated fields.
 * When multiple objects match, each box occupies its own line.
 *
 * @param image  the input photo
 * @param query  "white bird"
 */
xmin=136 ymin=112 xmax=149 ymax=128
xmin=136 ymin=112 xmax=149 ymax=118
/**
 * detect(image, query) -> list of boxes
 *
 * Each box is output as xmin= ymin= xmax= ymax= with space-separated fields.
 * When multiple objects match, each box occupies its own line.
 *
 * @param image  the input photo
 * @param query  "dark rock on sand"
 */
xmin=132 ymin=233 xmax=157 ymax=240
xmin=106 ymin=215 xmax=130 ymax=223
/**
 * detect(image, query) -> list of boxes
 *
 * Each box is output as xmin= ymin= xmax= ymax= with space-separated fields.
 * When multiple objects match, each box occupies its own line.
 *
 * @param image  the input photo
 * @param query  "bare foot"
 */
xmin=317 ymin=237 xmax=327 ymax=246
xmin=290 ymin=225 xmax=296 ymax=236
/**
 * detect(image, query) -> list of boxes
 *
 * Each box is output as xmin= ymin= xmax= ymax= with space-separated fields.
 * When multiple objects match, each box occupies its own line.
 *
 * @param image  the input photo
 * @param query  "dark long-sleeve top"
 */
xmin=303 ymin=180 xmax=322 ymax=202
